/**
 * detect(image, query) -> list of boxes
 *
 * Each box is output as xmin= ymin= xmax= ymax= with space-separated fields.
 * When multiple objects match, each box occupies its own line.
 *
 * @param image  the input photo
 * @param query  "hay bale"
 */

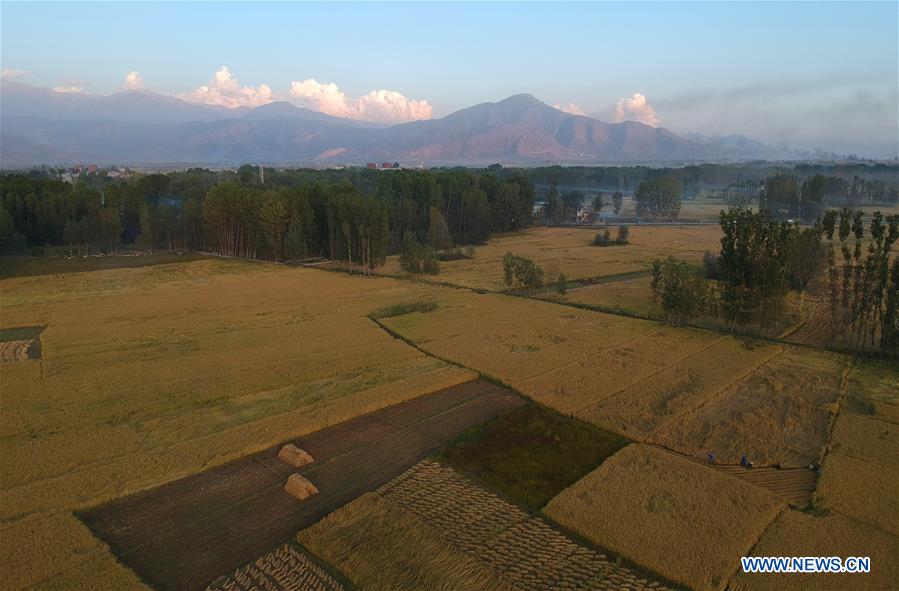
xmin=284 ymin=474 xmax=318 ymax=501
xmin=278 ymin=444 xmax=314 ymax=468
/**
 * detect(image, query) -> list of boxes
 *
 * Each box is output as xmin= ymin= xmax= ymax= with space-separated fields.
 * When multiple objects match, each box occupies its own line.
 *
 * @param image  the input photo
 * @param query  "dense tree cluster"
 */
xmin=716 ymin=208 xmax=825 ymax=325
xmin=502 ymin=253 xmax=544 ymax=291
xmin=399 ymin=232 xmax=440 ymax=276
xmin=0 ymin=168 xmax=536 ymax=268
xmin=650 ymin=257 xmax=710 ymax=321
xmin=647 ymin=207 xmax=898 ymax=357
xmin=634 ymin=177 xmax=682 ymax=219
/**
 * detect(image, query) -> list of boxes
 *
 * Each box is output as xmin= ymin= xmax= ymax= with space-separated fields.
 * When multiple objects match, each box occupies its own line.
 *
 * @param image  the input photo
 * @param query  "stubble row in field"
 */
xmin=297 ymin=460 xmax=675 ymax=591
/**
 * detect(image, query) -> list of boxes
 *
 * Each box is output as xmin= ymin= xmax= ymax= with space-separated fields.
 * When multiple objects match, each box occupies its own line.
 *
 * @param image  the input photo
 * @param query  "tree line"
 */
xmin=650 ymin=207 xmax=899 ymax=357
xmin=0 ymin=168 xmax=536 ymax=268
xmin=527 ymin=163 xmax=898 ymax=198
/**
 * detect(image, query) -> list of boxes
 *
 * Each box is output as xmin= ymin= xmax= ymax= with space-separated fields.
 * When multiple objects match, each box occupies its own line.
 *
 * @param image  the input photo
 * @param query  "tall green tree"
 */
xmin=634 ymin=177 xmax=682 ymax=219
xmin=427 ymin=206 xmax=453 ymax=251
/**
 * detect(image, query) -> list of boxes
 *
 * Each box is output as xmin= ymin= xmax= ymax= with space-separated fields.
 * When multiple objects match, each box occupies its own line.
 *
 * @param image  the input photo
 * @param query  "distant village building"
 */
xmin=576 ymin=206 xmax=593 ymax=224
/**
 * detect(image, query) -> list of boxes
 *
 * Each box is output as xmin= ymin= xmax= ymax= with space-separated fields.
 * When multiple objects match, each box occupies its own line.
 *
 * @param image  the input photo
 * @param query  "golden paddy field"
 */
xmin=544 ymin=444 xmax=785 ymax=591
xmin=0 ymin=259 xmax=474 ymax=589
xmin=2 ymin=224 xmax=897 ymax=591
xmin=381 ymin=291 xmax=846 ymax=467
xmin=380 ymin=225 xmax=722 ymax=291
xmin=380 ymin=288 xmax=897 ymax=589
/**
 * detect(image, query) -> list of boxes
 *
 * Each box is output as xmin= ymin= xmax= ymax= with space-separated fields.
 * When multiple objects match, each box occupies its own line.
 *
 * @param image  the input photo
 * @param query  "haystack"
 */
xmin=284 ymin=474 xmax=319 ymax=500
xmin=278 ymin=443 xmax=314 ymax=468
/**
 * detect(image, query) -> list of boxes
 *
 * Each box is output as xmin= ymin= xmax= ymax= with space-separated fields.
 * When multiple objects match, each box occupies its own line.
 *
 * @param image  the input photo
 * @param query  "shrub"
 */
xmin=593 ymin=230 xmax=612 ymax=246
xmin=371 ymin=301 xmax=438 ymax=319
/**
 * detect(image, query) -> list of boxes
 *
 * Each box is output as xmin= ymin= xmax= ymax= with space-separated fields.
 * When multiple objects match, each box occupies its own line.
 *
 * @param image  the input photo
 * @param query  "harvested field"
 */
xmin=207 ymin=543 xmax=346 ymax=591
xmin=0 ymin=258 xmax=478 ymax=589
xmin=649 ymin=349 xmax=847 ymax=467
xmin=778 ymin=291 xmax=833 ymax=347
xmin=0 ymin=338 xmax=33 ymax=362
xmin=300 ymin=493 xmax=510 ymax=591
xmin=440 ymin=403 xmax=628 ymax=510
xmin=80 ymin=380 xmax=524 ymax=591
xmin=730 ymin=511 xmax=899 ymax=591
xmin=544 ymin=444 xmax=785 ymax=591
xmin=666 ymin=448 xmax=818 ymax=507
xmin=378 ymin=460 xmax=675 ymax=591
xmin=379 ymin=225 xmax=722 ymax=291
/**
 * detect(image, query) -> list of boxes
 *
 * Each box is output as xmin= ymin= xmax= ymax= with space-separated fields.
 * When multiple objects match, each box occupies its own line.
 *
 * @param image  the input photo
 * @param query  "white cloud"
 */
xmin=124 ymin=71 xmax=144 ymax=90
xmin=1 ymin=68 xmax=30 ymax=80
xmin=614 ymin=92 xmax=660 ymax=127
xmin=178 ymin=66 xmax=273 ymax=108
xmin=553 ymin=102 xmax=586 ymax=116
xmin=289 ymin=78 xmax=432 ymax=123
xmin=53 ymin=85 xmax=86 ymax=94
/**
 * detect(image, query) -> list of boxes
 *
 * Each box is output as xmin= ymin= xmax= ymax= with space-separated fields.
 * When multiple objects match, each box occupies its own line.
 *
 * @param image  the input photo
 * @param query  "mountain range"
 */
xmin=0 ymin=81 xmax=798 ymax=167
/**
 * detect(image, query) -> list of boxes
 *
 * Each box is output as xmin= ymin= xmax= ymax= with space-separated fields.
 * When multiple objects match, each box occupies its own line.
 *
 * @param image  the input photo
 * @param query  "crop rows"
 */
xmin=206 ymin=544 xmax=344 ymax=591
xmin=0 ymin=339 xmax=32 ymax=362
xmin=379 ymin=460 xmax=674 ymax=591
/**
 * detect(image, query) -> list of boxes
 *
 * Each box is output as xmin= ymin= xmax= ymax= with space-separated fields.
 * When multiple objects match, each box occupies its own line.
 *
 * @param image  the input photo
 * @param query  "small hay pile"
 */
xmin=284 ymin=474 xmax=318 ymax=501
xmin=278 ymin=444 xmax=314 ymax=468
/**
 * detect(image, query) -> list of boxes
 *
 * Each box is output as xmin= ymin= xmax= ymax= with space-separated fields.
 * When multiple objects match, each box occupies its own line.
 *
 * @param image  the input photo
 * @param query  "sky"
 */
xmin=1 ymin=1 xmax=897 ymax=156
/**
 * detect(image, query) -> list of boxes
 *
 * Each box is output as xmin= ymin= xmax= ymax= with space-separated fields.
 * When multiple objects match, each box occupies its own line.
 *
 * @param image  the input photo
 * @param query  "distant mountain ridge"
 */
xmin=0 ymin=82 xmax=797 ymax=167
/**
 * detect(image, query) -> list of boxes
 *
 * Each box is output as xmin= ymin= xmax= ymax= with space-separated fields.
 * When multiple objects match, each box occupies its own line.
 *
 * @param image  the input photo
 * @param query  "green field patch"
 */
xmin=439 ymin=403 xmax=628 ymax=511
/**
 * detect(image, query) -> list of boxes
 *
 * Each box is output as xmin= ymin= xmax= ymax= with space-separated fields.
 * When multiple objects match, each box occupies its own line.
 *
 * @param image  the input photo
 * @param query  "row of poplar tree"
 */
xmin=651 ymin=207 xmax=899 ymax=357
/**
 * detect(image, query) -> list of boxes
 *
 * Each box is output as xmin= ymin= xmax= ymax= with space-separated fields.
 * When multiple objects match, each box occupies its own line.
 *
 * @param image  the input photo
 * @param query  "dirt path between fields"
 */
xmin=79 ymin=380 xmax=524 ymax=591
